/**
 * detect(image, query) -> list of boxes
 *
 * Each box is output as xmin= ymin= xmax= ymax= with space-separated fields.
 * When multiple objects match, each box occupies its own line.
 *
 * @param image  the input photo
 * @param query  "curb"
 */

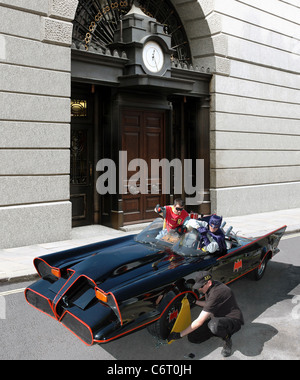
xmin=0 ymin=273 xmax=39 ymax=285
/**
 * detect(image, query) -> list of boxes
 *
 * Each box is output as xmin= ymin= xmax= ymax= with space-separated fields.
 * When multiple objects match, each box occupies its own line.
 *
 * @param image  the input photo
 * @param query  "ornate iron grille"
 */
xmin=72 ymin=0 xmax=191 ymax=64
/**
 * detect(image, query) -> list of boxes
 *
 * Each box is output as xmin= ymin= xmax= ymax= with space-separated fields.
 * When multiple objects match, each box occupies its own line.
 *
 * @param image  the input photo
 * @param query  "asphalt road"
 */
xmin=0 ymin=234 xmax=299 ymax=361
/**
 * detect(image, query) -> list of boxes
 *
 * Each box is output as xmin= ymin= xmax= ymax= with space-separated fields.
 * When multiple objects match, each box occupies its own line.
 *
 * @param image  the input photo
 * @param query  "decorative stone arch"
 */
xmin=43 ymin=0 xmax=227 ymax=75
xmin=171 ymin=0 xmax=230 ymax=76
xmin=72 ymin=0 xmax=192 ymax=66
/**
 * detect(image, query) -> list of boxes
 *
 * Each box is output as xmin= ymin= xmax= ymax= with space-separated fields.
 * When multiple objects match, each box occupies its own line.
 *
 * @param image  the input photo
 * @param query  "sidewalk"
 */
xmin=0 ymin=208 xmax=299 ymax=283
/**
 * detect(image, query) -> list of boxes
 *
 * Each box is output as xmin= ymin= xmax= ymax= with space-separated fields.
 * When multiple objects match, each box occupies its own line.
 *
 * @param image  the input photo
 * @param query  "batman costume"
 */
xmin=187 ymin=215 xmax=227 ymax=255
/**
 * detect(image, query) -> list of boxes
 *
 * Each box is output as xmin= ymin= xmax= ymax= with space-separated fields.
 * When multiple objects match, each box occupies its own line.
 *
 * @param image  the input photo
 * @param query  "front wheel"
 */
xmin=147 ymin=294 xmax=185 ymax=340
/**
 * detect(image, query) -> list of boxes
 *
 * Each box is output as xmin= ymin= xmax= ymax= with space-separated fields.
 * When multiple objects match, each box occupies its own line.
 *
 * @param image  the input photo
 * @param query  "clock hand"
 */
xmin=152 ymin=49 xmax=159 ymax=70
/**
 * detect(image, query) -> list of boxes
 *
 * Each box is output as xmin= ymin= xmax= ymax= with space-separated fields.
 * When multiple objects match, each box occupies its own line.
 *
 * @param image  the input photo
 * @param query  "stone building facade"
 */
xmin=0 ymin=0 xmax=299 ymax=248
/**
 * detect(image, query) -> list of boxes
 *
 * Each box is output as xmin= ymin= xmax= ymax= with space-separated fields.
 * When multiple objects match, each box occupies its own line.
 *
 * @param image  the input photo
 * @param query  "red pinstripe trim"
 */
xmin=93 ymin=290 xmax=198 ymax=344
xmin=218 ymin=225 xmax=286 ymax=261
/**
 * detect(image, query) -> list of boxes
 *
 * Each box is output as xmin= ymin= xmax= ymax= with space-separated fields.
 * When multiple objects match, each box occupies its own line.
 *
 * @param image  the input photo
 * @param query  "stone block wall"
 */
xmin=0 ymin=0 xmax=78 ymax=248
xmin=174 ymin=0 xmax=300 ymax=216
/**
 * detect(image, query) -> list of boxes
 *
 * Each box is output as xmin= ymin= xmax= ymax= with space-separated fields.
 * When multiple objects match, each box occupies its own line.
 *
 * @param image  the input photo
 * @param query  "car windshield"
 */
xmin=172 ymin=230 xmax=207 ymax=257
xmin=134 ymin=218 xmax=206 ymax=257
xmin=134 ymin=218 xmax=181 ymax=248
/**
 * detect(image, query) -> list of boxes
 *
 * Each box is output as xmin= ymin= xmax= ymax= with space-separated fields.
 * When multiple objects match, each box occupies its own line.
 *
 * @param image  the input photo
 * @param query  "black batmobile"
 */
xmin=25 ymin=217 xmax=286 ymax=346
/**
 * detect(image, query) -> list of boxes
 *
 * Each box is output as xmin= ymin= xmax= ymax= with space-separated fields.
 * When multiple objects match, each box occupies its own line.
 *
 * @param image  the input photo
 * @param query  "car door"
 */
xmin=211 ymin=241 xmax=262 ymax=284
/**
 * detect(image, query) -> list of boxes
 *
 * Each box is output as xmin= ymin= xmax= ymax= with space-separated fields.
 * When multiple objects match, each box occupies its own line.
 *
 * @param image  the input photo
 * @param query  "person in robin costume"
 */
xmin=154 ymin=198 xmax=189 ymax=237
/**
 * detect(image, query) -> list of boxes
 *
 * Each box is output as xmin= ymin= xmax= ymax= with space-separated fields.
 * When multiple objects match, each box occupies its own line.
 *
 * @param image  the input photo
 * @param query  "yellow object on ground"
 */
xmin=168 ymin=296 xmax=191 ymax=344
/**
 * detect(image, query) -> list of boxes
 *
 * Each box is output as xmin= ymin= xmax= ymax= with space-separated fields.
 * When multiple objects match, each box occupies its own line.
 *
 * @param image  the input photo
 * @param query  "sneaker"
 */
xmin=221 ymin=336 xmax=232 ymax=357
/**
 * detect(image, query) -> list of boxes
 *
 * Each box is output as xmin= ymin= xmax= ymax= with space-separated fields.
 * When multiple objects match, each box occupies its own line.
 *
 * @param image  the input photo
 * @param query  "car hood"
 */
xmin=70 ymin=240 xmax=163 ymax=285
xmin=65 ymin=238 xmax=199 ymax=303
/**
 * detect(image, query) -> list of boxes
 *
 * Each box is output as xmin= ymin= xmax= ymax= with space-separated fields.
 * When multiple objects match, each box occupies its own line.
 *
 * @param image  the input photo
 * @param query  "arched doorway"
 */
xmin=70 ymin=1 xmax=212 ymax=228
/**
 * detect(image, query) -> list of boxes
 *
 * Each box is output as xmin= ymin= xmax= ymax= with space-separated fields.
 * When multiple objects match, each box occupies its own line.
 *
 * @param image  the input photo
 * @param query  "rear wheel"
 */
xmin=252 ymin=256 xmax=268 ymax=281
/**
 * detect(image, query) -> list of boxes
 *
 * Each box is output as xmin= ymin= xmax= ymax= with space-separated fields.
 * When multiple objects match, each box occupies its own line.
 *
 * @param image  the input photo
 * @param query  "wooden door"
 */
xmin=122 ymin=109 xmax=166 ymax=224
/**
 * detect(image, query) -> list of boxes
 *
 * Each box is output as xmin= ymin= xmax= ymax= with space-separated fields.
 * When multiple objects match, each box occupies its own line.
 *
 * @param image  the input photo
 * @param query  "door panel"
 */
xmin=211 ymin=244 xmax=262 ymax=284
xmin=70 ymin=103 xmax=94 ymax=227
xmin=144 ymin=111 xmax=165 ymax=222
xmin=121 ymin=110 xmax=143 ymax=222
xmin=122 ymin=109 xmax=165 ymax=224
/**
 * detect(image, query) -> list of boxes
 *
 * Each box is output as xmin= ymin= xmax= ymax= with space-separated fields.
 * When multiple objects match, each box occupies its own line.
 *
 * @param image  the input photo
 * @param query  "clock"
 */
xmin=142 ymin=40 xmax=164 ymax=73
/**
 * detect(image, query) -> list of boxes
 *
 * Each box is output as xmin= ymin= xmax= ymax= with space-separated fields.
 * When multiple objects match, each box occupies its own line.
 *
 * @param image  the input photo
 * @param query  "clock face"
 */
xmin=142 ymin=41 xmax=164 ymax=73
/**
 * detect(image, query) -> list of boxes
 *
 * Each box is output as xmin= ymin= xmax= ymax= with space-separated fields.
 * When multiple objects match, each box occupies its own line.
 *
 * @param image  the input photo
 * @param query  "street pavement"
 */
xmin=0 ymin=207 xmax=299 ymax=283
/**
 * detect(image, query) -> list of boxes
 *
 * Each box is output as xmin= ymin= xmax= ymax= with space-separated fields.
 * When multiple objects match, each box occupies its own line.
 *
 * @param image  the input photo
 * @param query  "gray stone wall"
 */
xmin=175 ymin=0 xmax=300 ymax=216
xmin=0 ymin=0 xmax=78 ymax=248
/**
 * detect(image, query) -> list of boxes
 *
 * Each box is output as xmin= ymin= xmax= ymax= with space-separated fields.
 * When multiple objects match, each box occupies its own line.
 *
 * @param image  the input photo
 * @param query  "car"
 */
xmin=25 ymin=216 xmax=286 ymax=346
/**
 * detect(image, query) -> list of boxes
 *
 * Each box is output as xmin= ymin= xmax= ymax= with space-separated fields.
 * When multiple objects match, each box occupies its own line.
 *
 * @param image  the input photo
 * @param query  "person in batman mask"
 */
xmin=187 ymin=214 xmax=226 ymax=255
